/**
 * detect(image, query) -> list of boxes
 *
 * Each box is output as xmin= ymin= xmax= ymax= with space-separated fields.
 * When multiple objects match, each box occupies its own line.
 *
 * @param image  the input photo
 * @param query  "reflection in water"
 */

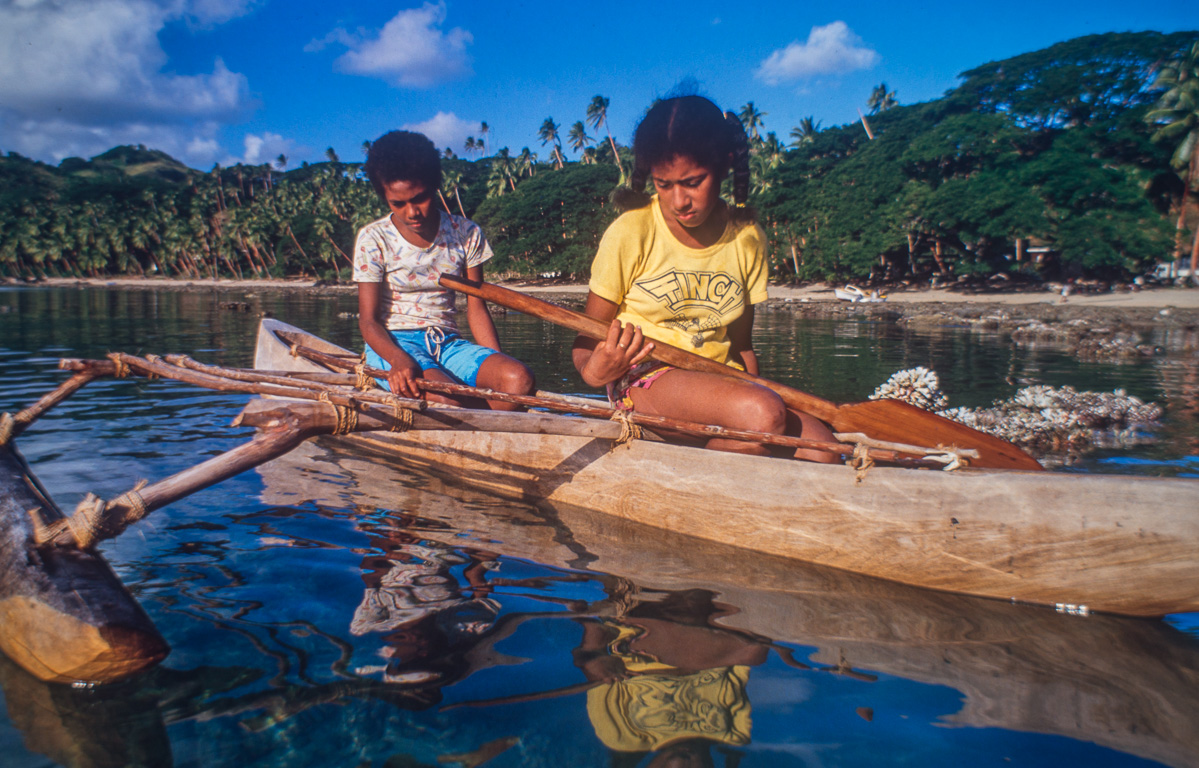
xmin=577 ymin=589 xmax=763 ymax=763
xmin=350 ymin=518 xmax=504 ymax=689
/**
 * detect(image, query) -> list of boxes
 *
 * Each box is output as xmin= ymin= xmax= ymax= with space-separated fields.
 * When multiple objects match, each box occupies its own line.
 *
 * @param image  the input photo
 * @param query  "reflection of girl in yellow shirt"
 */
xmin=575 ymin=590 xmax=768 ymax=759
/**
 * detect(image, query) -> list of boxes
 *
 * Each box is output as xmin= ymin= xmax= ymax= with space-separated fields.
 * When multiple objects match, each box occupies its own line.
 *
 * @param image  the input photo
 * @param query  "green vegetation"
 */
xmin=1 ymin=31 xmax=1195 ymax=284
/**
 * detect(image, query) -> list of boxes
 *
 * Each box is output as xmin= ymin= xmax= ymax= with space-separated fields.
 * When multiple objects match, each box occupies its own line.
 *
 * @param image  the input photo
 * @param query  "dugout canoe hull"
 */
xmin=255 ymin=318 xmax=1199 ymax=617
xmin=0 ymin=443 xmax=168 ymax=684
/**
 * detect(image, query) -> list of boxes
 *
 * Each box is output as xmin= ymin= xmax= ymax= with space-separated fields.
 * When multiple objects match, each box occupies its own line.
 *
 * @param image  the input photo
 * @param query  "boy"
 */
xmin=355 ymin=130 xmax=534 ymax=409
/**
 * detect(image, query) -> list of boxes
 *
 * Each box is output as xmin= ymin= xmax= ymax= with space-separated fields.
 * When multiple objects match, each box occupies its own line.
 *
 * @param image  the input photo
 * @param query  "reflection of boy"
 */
xmin=351 ymin=537 xmax=499 ymax=686
xmin=355 ymin=130 xmax=534 ymax=407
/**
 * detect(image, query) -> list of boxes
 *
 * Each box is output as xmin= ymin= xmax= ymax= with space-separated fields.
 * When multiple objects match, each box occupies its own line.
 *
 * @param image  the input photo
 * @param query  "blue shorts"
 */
xmin=365 ymin=327 xmax=497 ymax=389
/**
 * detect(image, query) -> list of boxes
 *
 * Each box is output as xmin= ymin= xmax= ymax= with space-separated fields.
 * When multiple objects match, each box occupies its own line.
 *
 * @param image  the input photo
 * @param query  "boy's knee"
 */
xmin=489 ymin=359 xmax=535 ymax=395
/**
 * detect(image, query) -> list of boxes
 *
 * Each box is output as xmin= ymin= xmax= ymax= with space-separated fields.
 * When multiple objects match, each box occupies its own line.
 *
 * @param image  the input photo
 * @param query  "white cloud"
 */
xmin=0 ymin=110 xmax=228 ymax=167
xmin=183 ymin=0 xmax=262 ymax=27
xmin=0 ymin=0 xmax=253 ymax=165
xmin=755 ymin=21 xmax=879 ymax=84
xmin=326 ymin=2 xmax=473 ymax=88
xmin=241 ymin=131 xmax=295 ymax=166
xmin=402 ymin=112 xmax=476 ymax=152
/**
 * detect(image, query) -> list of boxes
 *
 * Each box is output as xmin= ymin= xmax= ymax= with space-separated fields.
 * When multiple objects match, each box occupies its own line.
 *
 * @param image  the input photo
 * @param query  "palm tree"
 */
xmin=516 ymin=147 xmax=537 ymax=178
xmin=868 ymin=83 xmax=898 ymax=114
xmin=739 ymin=102 xmax=767 ymax=143
xmin=361 ymin=140 xmax=371 ymax=157
xmin=465 ymin=136 xmax=477 ymax=157
xmin=487 ymin=148 xmax=518 ymax=196
xmin=580 ymin=147 xmax=597 ymax=165
xmin=479 ymin=122 xmax=490 ymax=153
xmin=567 ymin=121 xmax=594 ymax=156
xmin=789 ymin=116 xmax=822 ymax=147
xmin=442 ymin=170 xmax=468 ymax=217
xmin=587 ymin=95 xmax=624 ymax=176
xmin=749 ymin=132 xmax=786 ymax=195
xmin=538 ymin=118 xmax=565 ymax=169
xmin=1148 ymin=41 xmax=1199 ymax=280
xmin=325 ymin=147 xmax=340 ymax=163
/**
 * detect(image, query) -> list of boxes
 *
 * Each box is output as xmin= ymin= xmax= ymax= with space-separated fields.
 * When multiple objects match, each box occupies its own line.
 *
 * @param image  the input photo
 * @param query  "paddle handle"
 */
xmin=439 ymin=274 xmax=839 ymax=421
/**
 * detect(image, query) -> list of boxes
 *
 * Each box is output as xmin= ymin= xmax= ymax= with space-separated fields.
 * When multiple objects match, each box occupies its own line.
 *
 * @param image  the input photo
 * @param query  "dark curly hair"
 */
xmin=612 ymin=95 xmax=754 ymax=222
xmin=364 ymin=130 xmax=442 ymax=199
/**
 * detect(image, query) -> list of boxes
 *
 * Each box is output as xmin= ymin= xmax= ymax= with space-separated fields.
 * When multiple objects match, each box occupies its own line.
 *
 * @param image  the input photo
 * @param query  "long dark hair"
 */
xmin=613 ymin=95 xmax=754 ymax=223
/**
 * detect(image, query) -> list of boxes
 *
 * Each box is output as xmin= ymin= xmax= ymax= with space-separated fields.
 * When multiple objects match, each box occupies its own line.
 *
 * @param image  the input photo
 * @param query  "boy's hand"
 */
xmin=387 ymin=356 xmax=424 ymax=399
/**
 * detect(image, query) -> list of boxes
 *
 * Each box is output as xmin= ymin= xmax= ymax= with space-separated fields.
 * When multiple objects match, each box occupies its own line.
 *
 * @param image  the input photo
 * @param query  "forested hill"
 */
xmin=2 ymin=30 xmax=1196 ymax=285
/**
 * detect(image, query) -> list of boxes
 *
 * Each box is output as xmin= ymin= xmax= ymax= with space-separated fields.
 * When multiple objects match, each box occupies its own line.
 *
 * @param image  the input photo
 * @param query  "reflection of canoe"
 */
xmin=0 ymin=443 xmax=168 ymax=683
xmin=253 ymin=318 xmax=1199 ymax=617
xmin=257 ymin=441 xmax=1199 ymax=768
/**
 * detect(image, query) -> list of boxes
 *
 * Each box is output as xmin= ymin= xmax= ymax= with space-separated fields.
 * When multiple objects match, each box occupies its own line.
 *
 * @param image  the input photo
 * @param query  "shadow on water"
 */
xmin=2 ymin=287 xmax=1198 ymax=766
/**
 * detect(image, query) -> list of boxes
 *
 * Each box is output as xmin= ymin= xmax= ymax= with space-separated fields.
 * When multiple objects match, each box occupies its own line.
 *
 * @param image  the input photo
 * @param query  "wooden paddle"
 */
xmin=440 ymin=274 xmax=1043 ymax=471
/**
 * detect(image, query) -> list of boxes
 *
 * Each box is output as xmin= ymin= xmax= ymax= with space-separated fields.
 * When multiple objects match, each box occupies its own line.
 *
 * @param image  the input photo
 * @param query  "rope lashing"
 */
xmin=142 ymin=354 xmax=161 ymax=379
xmin=1 ymin=405 xmax=49 ymax=446
xmin=354 ymin=363 xmax=377 ymax=391
xmin=31 ymin=480 xmax=149 ymax=550
xmin=289 ymin=343 xmax=300 ymax=358
xmin=317 ymin=392 xmax=359 ymax=436
xmin=106 ymin=352 xmax=130 ymax=378
xmin=849 ymin=442 xmax=875 ymax=483
xmin=609 ymin=409 xmax=642 ymax=446
xmin=389 ymin=398 xmax=414 ymax=432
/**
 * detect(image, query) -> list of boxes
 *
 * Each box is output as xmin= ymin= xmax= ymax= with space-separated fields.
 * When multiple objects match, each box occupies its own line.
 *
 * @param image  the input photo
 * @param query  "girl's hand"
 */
xmin=386 ymin=356 xmax=424 ymax=399
xmin=581 ymin=320 xmax=655 ymax=387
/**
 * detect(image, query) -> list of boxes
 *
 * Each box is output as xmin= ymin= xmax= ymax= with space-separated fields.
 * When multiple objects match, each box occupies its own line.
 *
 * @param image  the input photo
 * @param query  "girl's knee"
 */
xmin=732 ymin=388 xmax=787 ymax=434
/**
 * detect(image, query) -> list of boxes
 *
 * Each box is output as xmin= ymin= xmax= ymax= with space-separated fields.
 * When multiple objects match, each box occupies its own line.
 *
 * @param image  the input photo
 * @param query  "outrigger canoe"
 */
xmin=254 ymin=318 xmax=1199 ymax=617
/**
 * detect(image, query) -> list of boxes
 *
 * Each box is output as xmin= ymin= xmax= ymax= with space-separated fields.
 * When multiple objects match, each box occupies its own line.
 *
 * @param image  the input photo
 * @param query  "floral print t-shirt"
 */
xmin=353 ymin=213 xmax=493 ymax=331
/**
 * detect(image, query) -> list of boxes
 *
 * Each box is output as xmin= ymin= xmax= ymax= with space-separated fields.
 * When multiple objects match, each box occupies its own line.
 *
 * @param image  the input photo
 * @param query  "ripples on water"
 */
xmin=1 ymin=286 xmax=1197 ymax=768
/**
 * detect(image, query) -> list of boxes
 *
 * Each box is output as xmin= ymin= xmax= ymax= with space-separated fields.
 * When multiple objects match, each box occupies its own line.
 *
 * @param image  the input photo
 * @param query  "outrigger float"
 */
xmin=1 ymin=300 xmax=1197 ymax=685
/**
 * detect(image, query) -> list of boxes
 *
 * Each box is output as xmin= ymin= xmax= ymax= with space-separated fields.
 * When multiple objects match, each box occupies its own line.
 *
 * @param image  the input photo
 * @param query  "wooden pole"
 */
xmin=274 ymin=343 xmax=951 ymax=463
xmin=0 ymin=372 xmax=99 ymax=445
xmin=37 ymin=413 xmax=319 ymax=550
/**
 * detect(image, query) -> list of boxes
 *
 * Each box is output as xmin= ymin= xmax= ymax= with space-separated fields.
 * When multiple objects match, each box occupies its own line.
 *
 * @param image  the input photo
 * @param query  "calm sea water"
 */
xmin=1 ymin=285 xmax=1197 ymax=768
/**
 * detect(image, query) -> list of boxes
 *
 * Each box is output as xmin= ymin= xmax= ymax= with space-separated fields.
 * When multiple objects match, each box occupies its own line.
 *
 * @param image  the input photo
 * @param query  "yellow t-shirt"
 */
xmin=588 ymin=199 xmax=769 ymax=365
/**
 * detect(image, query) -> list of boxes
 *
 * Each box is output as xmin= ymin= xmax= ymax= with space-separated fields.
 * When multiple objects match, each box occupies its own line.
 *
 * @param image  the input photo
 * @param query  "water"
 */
xmin=1 ymin=286 xmax=1197 ymax=768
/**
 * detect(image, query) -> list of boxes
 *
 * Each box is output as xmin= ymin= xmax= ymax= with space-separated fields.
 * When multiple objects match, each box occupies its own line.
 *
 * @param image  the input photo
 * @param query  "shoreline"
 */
xmin=20 ymin=275 xmax=1199 ymax=310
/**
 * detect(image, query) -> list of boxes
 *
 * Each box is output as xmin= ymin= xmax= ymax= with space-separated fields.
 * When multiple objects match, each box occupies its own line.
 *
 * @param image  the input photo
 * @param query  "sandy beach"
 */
xmin=23 ymin=275 xmax=1199 ymax=308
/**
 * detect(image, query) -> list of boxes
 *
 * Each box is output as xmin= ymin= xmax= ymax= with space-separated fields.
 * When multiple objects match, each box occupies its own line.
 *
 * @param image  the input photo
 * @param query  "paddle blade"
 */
xmin=832 ymin=399 xmax=1043 ymax=471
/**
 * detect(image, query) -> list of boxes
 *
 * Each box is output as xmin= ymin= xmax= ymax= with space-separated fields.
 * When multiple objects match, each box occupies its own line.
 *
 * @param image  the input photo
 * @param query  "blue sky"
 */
xmin=0 ymin=0 xmax=1193 ymax=169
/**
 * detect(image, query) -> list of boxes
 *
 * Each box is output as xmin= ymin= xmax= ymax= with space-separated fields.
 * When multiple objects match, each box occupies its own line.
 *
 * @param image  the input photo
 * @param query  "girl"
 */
xmin=356 ymin=130 xmax=534 ymax=409
xmin=571 ymin=96 xmax=836 ymax=460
